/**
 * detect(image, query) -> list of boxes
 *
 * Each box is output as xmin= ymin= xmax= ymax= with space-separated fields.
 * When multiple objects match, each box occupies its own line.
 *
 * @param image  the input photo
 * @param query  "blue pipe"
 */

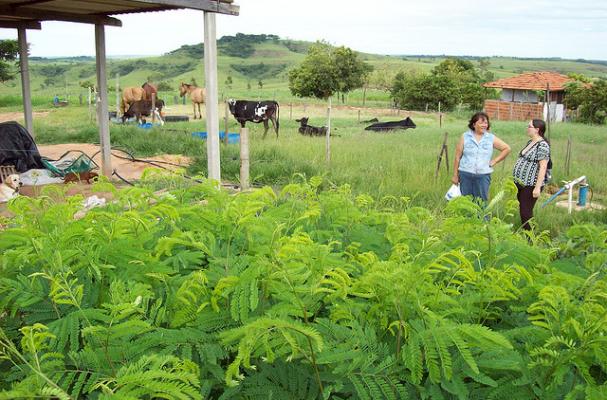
xmin=578 ymin=185 xmax=589 ymax=206
xmin=541 ymin=186 xmax=567 ymax=208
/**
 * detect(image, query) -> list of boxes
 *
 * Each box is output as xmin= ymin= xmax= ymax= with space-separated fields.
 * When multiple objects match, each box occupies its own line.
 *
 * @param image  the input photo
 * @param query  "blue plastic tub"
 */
xmin=192 ymin=131 xmax=240 ymax=144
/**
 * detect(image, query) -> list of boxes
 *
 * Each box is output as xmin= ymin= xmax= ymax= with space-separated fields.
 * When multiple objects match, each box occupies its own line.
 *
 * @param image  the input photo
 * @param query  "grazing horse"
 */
xmin=120 ymin=82 xmax=159 ymax=116
xmin=179 ymin=82 xmax=206 ymax=119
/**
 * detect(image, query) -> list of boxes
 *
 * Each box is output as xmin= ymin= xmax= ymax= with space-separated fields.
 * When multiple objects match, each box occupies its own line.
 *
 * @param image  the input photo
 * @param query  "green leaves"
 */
xmin=0 ymin=175 xmax=605 ymax=398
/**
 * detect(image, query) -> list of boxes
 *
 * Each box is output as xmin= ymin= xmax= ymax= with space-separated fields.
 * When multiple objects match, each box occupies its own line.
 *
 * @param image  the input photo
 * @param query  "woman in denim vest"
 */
xmin=452 ymin=112 xmax=511 ymax=202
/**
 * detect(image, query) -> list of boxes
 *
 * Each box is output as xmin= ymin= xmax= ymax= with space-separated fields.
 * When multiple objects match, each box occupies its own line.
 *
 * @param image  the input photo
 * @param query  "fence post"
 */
xmin=115 ymin=73 xmax=120 ymax=116
xmin=358 ymin=109 xmax=361 ymax=123
xmin=289 ymin=103 xmax=292 ymax=120
xmin=240 ymin=127 xmax=250 ymax=190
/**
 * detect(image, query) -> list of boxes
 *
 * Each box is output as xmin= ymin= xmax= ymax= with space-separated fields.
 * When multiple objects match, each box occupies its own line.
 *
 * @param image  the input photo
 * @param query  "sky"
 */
xmin=1 ymin=0 xmax=606 ymax=60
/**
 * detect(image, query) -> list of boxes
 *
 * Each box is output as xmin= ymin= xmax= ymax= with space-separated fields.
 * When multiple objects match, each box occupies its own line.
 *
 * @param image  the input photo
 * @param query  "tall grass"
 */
xmin=5 ymin=103 xmax=606 ymax=236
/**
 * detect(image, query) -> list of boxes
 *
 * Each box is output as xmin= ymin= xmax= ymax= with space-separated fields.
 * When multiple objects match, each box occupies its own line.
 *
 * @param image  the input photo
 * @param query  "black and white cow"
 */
xmin=228 ymin=99 xmax=280 ymax=138
xmin=296 ymin=117 xmax=327 ymax=136
xmin=364 ymin=117 xmax=416 ymax=131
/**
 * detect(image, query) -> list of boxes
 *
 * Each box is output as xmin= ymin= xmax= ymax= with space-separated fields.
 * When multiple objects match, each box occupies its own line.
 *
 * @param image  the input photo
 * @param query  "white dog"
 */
xmin=0 ymin=174 xmax=23 ymax=203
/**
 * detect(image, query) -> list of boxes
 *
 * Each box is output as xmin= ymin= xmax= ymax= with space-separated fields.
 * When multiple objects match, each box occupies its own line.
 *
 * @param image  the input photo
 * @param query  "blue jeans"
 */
xmin=459 ymin=170 xmax=491 ymax=202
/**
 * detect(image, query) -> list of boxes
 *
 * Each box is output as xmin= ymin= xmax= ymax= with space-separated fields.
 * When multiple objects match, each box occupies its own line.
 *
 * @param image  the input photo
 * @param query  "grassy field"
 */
xmin=2 ymin=101 xmax=605 ymax=237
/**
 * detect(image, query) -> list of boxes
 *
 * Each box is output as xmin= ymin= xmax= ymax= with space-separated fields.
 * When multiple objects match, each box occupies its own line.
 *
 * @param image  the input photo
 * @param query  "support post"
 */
xmin=240 ymin=127 xmax=249 ymax=190
xmin=151 ymin=92 xmax=156 ymax=124
xmin=115 ymin=73 xmax=120 ymax=116
xmin=204 ymin=11 xmax=221 ymax=182
xmin=17 ymin=28 xmax=34 ymax=137
xmin=326 ymin=96 xmax=332 ymax=164
xmin=95 ymin=24 xmax=112 ymax=177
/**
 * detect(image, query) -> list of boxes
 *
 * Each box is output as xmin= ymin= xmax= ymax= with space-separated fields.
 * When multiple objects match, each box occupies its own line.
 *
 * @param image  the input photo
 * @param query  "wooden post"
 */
xmin=174 ymin=95 xmax=178 ymax=105
xmin=435 ymin=132 xmax=449 ymax=179
xmin=289 ymin=103 xmax=292 ymax=120
xmin=115 ymin=73 xmax=120 ymax=116
xmin=303 ymin=103 xmax=307 ymax=113
xmin=151 ymin=92 xmax=156 ymax=124
xmin=17 ymin=28 xmax=34 ymax=137
xmin=95 ymin=23 xmax=112 ymax=178
xmin=223 ymin=100 xmax=229 ymax=145
xmin=438 ymin=101 xmax=442 ymax=128
xmin=565 ymin=135 xmax=572 ymax=176
xmin=203 ymin=11 xmax=221 ymax=182
xmin=240 ymin=127 xmax=250 ymax=190
xmin=358 ymin=109 xmax=361 ymax=122
xmin=326 ymin=97 xmax=332 ymax=164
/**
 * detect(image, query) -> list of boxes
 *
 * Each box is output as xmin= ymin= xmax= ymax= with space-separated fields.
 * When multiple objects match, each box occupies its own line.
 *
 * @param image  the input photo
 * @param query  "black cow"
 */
xmin=122 ymin=99 xmax=165 ymax=123
xmin=228 ymin=99 xmax=279 ymax=138
xmin=296 ymin=117 xmax=327 ymax=136
xmin=364 ymin=117 xmax=416 ymax=131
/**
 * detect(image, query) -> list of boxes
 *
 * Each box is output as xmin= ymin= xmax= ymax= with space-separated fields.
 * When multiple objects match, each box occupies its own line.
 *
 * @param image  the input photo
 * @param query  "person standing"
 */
xmin=452 ymin=112 xmax=511 ymax=202
xmin=512 ymin=119 xmax=551 ymax=230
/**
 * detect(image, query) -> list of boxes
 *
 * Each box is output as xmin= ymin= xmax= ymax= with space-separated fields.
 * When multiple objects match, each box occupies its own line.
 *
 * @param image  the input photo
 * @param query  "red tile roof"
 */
xmin=483 ymin=71 xmax=574 ymax=91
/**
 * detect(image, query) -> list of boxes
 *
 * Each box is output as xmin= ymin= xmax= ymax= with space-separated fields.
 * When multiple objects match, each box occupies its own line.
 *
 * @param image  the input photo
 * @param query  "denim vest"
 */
xmin=458 ymin=130 xmax=495 ymax=175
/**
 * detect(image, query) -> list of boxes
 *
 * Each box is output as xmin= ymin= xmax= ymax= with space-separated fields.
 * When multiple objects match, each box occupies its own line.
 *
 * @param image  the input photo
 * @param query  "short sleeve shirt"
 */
xmin=512 ymin=140 xmax=550 ymax=186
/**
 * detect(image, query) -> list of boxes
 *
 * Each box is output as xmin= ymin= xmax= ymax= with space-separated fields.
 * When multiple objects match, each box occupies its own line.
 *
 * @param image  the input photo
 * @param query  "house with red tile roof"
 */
xmin=482 ymin=72 xmax=574 ymax=122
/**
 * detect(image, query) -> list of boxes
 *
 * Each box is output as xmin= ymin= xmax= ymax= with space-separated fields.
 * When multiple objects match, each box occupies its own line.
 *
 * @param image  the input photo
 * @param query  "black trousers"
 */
xmin=516 ymin=183 xmax=542 ymax=230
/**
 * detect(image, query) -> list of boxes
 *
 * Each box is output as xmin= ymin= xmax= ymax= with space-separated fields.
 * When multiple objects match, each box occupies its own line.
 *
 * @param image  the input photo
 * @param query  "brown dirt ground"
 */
xmin=0 ymin=111 xmax=50 ymax=123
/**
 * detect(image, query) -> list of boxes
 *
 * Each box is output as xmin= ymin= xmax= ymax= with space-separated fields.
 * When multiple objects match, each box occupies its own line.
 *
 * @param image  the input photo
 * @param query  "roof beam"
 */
xmin=0 ymin=6 xmax=122 ymax=26
xmin=133 ymin=0 xmax=239 ymax=15
xmin=9 ymin=0 xmax=55 ymax=8
xmin=0 ymin=19 xmax=41 ymax=29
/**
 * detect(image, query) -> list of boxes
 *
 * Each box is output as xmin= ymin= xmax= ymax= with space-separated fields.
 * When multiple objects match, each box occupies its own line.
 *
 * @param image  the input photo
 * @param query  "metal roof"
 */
xmin=0 ymin=0 xmax=239 ymax=28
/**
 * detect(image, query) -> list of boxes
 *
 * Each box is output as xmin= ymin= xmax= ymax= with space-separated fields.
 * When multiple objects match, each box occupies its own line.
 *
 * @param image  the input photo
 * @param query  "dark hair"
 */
xmin=468 ymin=112 xmax=491 ymax=131
xmin=531 ymin=119 xmax=546 ymax=138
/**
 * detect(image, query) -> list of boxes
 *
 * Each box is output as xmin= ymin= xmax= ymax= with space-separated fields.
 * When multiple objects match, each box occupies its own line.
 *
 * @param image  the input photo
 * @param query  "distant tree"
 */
xmin=225 ymin=75 xmax=233 ymax=89
xmin=565 ymin=79 xmax=607 ymax=124
xmin=79 ymin=80 xmax=95 ymax=89
xmin=258 ymin=79 xmax=263 ymax=89
xmin=288 ymin=41 xmax=371 ymax=101
xmin=0 ymin=39 xmax=19 ymax=82
xmin=390 ymin=71 xmax=459 ymax=111
xmin=247 ymin=81 xmax=251 ymax=90
xmin=190 ymin=77 xmax=198 ymax=86
xmin=157 ymin=81 xmax=173 ymax=91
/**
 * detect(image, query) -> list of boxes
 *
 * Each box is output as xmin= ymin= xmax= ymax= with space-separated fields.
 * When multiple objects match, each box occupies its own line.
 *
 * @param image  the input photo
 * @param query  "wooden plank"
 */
xmin=17 ymin=27 xmax=34 ymax=137
xmin=204 ymin=11 xmax=220 ymax=181
xmin=0 ymin=19 xmax=40 ymax=29
xmin=95 ymin=23 xmax=113 ymax=177
xmin=133 ymin=0 xmax=239 ymax=15
xmin=0 ymin=5 xmax=122 ymax=26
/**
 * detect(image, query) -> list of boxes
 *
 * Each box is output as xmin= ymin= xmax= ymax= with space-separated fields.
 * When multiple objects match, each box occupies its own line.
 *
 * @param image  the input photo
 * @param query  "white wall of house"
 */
xmin=500 ymin=89 xmax=539 ymax=103
xmin=544 ymin=101 xmax=564 ymax=122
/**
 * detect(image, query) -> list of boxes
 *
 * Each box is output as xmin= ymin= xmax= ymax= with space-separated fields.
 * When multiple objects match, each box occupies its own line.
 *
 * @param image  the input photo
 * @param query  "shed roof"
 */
xmin=0 ymin=0 xmax=238 ymax=28
xmin=483 ymin=71 xmax=573 ymax=91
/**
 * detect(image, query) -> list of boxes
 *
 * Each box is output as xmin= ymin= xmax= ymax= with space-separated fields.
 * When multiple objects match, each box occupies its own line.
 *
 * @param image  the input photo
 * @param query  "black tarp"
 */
xmin=0 ymin=121 xmax=44 ymax=172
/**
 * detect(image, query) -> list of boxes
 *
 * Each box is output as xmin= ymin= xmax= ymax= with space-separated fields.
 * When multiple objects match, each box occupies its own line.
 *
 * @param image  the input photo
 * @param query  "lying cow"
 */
xmin=122 ymin=99 xmax=165 ymax=124
xmin=364 ymin=117 xmax=416 ymax=131
xmin=296 ymin=117 xmax=327 ymax=136
xmin=228 ymin=99 xmax=279 ymax=139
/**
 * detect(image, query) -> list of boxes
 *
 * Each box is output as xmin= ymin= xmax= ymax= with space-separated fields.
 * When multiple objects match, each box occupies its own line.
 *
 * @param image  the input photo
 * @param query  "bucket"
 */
xmin=578 ymin=184 xmax=589 ymax=207
xmin=192 ymin=131 xmax=240 ymax=144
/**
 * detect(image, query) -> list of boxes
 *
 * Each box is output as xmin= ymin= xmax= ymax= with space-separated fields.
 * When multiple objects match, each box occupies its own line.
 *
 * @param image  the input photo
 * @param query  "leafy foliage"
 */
xmin=565 ymin=79 xmax=607 ymax=124
xmin=0 ymin=39 xmax=19 ymax=82
xmin=0 ymin=175 xmax=605 ymax=398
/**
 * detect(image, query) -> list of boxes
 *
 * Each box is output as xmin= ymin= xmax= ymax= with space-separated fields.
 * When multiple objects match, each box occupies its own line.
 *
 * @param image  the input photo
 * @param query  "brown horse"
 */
xmin=120 ymin=82 xmax=158 ymax=115
xmin=179 ymin=82 xmax=206 ymax=119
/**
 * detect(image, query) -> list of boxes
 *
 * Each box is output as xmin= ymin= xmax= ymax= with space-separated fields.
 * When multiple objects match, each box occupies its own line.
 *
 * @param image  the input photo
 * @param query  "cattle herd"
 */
xmin=118 ymin=82 xmax=416 ymax=137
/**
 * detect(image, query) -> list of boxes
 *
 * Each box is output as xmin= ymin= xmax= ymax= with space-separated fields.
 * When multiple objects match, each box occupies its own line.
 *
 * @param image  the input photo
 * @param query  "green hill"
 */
xmin=2 ymin=33 xmax=607 ymax=108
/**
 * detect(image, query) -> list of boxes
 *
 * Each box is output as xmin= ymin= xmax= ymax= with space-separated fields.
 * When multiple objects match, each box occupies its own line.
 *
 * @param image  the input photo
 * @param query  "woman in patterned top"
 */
xmin=512 ymin=119 xmax=551 ymax=230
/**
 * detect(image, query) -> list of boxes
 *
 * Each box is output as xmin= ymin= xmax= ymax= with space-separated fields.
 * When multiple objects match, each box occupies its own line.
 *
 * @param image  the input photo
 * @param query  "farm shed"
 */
xmin=483 ymin=71 xmax=574 ymax=123
xmin=0 ymin=0 xmax=239 ymax=180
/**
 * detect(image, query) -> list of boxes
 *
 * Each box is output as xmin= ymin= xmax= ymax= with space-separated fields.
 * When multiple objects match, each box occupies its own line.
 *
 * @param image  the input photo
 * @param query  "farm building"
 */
xmin=483 ymin=71 xmax=575 ymax=122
